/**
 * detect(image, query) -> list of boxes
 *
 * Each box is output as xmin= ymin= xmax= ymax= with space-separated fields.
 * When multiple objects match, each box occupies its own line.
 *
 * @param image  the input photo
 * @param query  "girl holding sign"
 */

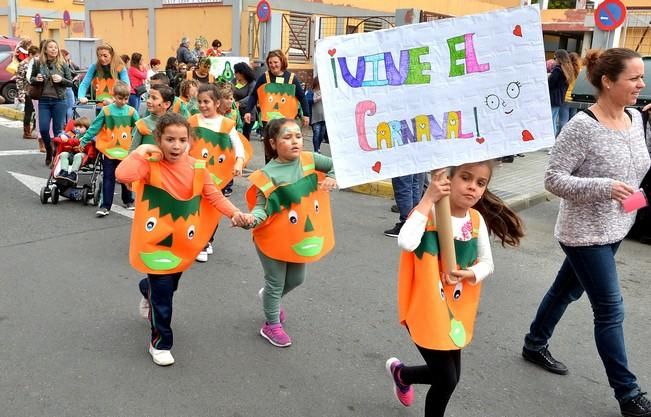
xmin=386 ymin=162 xmax=523 ymax=416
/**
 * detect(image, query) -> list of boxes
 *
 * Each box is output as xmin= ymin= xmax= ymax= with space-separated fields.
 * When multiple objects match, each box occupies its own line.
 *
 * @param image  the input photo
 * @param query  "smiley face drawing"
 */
xmin=484 ymin=81 xmax=522 ymax=115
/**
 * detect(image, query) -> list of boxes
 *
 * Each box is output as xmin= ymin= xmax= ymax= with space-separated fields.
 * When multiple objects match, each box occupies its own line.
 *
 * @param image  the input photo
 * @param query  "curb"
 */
xmin=0 ymin=106 xmax=24 ymax=121
xmin=347 ymin=180 xmax=394 ymax=199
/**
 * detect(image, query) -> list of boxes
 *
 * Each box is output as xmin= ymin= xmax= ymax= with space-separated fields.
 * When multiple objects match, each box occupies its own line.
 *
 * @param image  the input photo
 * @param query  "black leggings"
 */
xmin=399 ymin=345 xmax=461 ymax=417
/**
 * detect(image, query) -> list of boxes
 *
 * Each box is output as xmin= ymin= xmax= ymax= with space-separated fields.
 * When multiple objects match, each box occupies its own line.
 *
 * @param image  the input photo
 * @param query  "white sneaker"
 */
xmin=196 ymin=251 xmax=208 ymax=262
xmin=206 ymin=242 xmax=213 ymax=255
xmin=139 ymin=298 xmax=150 ymax=320
xmin=148 ymin=344 xmax=174 ymax=366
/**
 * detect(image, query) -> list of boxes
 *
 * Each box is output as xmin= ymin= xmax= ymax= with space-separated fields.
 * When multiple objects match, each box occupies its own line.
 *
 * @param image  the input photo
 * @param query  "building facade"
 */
xmin=0 ymin=0 xmax=85 ymax=45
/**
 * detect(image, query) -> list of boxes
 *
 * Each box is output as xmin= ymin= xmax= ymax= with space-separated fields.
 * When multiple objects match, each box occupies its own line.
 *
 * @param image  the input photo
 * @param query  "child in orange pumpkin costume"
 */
xmin=246 ymin=118 xmax=336 ymax=348
xmin=385 ymin=162 xmax=523 ymax=417
xmin=116 ymin=113 xmax=253 ymax=366
xmin=79 ymin=81 xmax=139 ymax=217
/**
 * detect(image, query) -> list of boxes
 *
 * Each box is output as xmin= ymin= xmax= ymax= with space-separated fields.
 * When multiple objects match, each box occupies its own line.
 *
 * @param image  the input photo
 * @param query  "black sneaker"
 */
xmin=390 ymin=204 xmax=399 ymax=213
xmin=384 ymin=222 xmax=404 ymax=238
xmin=621 ymin=393 xmax=651 ymax=417
xmin=68 ymin=172 xmax=77 ymax=183
xmin=522 ymin=346 xmax=568 ymax=375
xmin=55 ymin=170 xmax=67 ymax=180
xmin=223 ymin=187 xmax=233 ymax=198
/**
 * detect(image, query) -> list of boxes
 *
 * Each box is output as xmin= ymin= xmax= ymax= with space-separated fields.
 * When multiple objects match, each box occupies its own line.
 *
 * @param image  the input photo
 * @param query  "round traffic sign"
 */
xmin=256 ymin=0 xmax=271 ymax=23
xmin=63 ymin=10 xmax=71 ymax=26
xmin=594 ymin=0 xmax=627 ymax=32
xmin=34 ymin=13 xmax=42 ymax=28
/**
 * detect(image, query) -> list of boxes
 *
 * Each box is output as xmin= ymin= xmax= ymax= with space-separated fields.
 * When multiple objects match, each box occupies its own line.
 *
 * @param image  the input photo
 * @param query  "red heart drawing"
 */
xmin=328 ymin=48 xmax=337 ymax=56
xmin=521 ymin=129 xmax=534 ymax=142
xmin=476 ymin=137 xmax=485 ymax=144
xmin=513 ymin=25 xmax=522 ymax=37
xmin=371 ymin=161 xmax=381 ymax=173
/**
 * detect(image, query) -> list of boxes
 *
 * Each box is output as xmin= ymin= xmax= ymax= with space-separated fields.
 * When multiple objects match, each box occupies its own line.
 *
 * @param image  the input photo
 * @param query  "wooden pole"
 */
xmin=435 ymin=180 xmax=456 ymax=274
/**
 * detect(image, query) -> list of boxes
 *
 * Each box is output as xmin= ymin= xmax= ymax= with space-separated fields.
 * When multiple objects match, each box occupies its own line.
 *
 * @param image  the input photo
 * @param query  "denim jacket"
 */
xmin=29 ymin=60 xmax=73 ymax=100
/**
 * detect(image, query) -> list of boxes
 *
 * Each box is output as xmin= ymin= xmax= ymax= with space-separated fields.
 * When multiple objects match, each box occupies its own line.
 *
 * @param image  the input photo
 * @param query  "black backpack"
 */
xmin=628 ymin=109 xmax=651 ymax=244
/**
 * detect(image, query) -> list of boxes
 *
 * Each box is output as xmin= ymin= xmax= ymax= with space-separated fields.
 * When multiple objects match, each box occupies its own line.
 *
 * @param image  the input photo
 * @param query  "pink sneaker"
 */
xmin=257 ymin=287 xmax=286 ymax=323
xmin=260 ymin=322 xmax=292 ymax=347
xmin=385 ymin=357 xmax=414 ymax=407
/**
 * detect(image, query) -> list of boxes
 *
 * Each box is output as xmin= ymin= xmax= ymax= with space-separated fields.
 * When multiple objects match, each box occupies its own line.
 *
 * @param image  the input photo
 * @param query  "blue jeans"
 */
xmin=140 ymin=273 xmax=182 ymax=350
xmin=558 ymin=104 xmax=578 ymax=134
xmin=392 ymin=173 xmax=425 ymax=223
xmin=65 ymin=87 xmax=75 ymax=122
xmin=551 ymin=105 xmax=561 ymax=137
xmin=311 ymin=121 xmax=326 ymax=153
xmin=101 ymin=157 xmax=133 ymax=210
xmin=524 ymin=241 xmax=640 ymax=402
xmin=128 ymin=94 xmax=141 ymax=113
xmin=38 ymin=97 xmax=67 ymax=149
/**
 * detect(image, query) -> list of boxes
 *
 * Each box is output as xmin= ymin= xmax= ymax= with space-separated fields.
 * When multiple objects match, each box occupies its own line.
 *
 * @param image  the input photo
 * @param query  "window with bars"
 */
xmin=281 ymin=13 xmax=312 ymax=63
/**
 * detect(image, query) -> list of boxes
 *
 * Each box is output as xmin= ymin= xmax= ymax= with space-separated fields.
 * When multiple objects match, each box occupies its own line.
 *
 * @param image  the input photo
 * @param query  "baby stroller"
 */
xmin=40 ymin=123 xmax=103 ymax=205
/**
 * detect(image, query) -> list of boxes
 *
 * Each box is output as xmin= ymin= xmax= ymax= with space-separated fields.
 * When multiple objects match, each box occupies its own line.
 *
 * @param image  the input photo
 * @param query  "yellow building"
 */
xmin=0 ymin=0 xmax=85 ymax=46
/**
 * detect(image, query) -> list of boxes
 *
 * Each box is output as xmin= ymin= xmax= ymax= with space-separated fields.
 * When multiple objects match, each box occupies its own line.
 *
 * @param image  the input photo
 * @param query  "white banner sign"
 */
xmin=208 ymin=56 xmax=249 ymax=83
xmin=315 ymin=6 xmax=554 ymax=189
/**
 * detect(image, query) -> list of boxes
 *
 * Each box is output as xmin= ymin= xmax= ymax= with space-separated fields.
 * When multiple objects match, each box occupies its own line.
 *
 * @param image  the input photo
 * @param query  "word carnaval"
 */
xmin=355 ymin=100 xmax=482 ymax=152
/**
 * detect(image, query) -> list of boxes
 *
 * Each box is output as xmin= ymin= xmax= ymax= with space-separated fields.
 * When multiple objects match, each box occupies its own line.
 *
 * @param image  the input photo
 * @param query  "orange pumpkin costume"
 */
xmin=257 ymin=72 xmax=300 ymax=122
xmin=93 ymin=105 xmax=137 ymax=160
xmin=398 ymin=209 xmax=482 ymax=350
xmin=126 ymin=157 xmax=224 ymax=274
xmin=134 ymin=118 xmax=155 ymax=146
xmin=246 ymin=152 xmax=334 ymax=263
xmin=187 ymin=114 xmax=253 ymax=190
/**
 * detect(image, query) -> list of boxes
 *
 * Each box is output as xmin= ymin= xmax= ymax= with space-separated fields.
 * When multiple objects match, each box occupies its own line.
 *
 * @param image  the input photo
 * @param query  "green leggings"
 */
xmin=255 ymin=246 xmax=306 ymax=324
xmin=59 ymin=152 xmax=85 ymax=171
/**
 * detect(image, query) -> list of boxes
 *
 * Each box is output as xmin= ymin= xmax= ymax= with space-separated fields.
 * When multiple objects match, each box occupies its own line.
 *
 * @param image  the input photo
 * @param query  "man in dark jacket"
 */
xmin=176 ymin=38 xmax=197 ymax=67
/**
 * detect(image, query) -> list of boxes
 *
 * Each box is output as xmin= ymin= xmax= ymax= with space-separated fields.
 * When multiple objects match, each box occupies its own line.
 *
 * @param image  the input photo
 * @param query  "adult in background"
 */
xmin=243 ymin=49 xmax=310 ymax=162
xmin=522 ymin=48 xmax=651 ymax=417
xmin=176 ymin=37 xmax=197 ymax=67
xmin=30 ymin=39 xmax=73 ymax=166
xmin=206 ymin=39 xmax=223 ymax=57
xmin=191 ymin=39 xmax=205 ymax=62
xmin=548 ymin=49 xmax=576 ymax=136
xmin=78 ymin=43 xmax=130 ymax=106
xmin=61 ymin=49 xmax=80 ymax=122
xmin=128 ymin=52 xmax=148 ymax=111
xmin=558 ymin=51 xmax=582 ymax=132
xmin=147 ymin=58 xmax=161 ymax=80
xmin=164 ymin=57 xmax=179 ymax=91
xmin=120 ymin=54 xmax=130 ymax=67
xmin=16 ymin=45 xmax=38 ymax=139
xmin=309 ymin=76 xmax=326 ymax=153
xmin=233 ymin=62 xmax=256 ymax=139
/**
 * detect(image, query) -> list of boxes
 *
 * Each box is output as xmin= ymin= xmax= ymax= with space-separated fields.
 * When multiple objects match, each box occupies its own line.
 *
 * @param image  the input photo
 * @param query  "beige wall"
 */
xmin=155 ymin=6 xmax=232 ymax=62
xmin=20 ymin=0 xmax=84 ymax=13
xmin=89 ymin=9 xmax=149 ymax=61
xmin=14 ymin=15 xmax=84 ymax=46
xmin=313 ymin=0 xmax=504 ymax=15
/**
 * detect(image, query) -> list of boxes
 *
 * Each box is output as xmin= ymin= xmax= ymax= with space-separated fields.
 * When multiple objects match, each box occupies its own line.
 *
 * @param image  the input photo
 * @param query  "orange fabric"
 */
xmin=246 ymin=152 xmax=335 ymax=263
xmin=117 ymin=153 xmax=238 ymax=274
xmin=397 ymin=209 xmax=481 ymax=350
xmin=187 ymin=114 xmax=253 ymax=190
xmin=94 ymin=106 xmax=136 ymax=160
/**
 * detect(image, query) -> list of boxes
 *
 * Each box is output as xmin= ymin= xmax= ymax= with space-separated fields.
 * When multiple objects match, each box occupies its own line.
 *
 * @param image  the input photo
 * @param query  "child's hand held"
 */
xmin=318 ymin=177 xmax=337 ymax=191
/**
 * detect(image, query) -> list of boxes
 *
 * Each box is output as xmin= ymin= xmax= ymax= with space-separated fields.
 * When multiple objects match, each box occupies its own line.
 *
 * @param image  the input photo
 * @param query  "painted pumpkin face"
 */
xmin=96 ymin=112 xmax=135 ymax=160
xmin=130 ymin=183 xmax=219 ymax=274
xmin=258 ymin=83 xmax=299 ymax=121
xmin=190 ymin=126 xmax=252 ymax=189
xmin=251 ymin=172 xmax=335 ymax=263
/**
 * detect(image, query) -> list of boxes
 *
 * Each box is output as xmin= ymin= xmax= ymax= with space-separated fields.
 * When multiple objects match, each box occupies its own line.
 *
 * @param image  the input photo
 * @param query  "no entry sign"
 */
xmin=594 ymin=0 xmax=627 ymax=31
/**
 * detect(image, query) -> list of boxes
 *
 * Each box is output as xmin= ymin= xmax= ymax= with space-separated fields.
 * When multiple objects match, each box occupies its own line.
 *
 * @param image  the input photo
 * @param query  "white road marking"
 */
xmin=0 ymin=119 xmax=24 ymax=129
xmin=0 ymin=149 xmax=42 ymax=156
xmin=7 ymin=170 xmax=134 ymax=219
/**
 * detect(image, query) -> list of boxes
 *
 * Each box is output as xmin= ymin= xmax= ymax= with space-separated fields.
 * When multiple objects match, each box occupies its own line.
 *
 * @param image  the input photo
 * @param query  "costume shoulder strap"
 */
xmin=299 ymin=152 xmax=315 ymax=175
xmin=192 ymin=159 xmax=206 ymax=195
xmin=288 ymin=73 xmax=295 ymax=84
xmin=265 ymin=72 xmax=271 ymax=84
xmin=469 ymin=208 xmax=481 ymax=238
xmin=209 ymin=74 xmax=215 ymax=84
xmin=149 ymin=161 xmax=162 ymax=188
xmin=103 ymin=106 xmax=111 ymax=117
xmin=136 ymin=118 xmax=151 ymax=134
xmin=188 ymin=114 xmax=199 ymax=127
xmin=220 ymin=116 xmax=236 ymax=134
xmin=248 ymin=170 xmax=276 ymax=197
xmin=127 ymin=106 xmax=135 ymax=117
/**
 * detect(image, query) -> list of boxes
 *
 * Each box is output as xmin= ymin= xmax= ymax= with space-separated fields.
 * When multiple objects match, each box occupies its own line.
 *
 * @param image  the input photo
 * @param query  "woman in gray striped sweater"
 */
xmin=522 ymin=48 xmax=651 ymax=417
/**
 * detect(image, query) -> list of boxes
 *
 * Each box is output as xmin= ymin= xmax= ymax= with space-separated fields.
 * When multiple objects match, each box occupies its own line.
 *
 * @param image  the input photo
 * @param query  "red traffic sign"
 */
xmin=256 ymin=0 xmax=271 ymax=23
xmin=63 ymin=10 xmax=71 ymax=26
xmin=34 ymin=13 xmax=42 ymax=28
xmin=595 ymin=0 xmax=627 ymax=32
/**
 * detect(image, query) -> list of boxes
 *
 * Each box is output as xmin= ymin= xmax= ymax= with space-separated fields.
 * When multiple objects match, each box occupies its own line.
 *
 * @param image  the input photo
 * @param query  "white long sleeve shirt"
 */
xmin=199 ymin=115 xmax=245 ymax=159
xmin=397 ymin=209 xmax=494 ymax=284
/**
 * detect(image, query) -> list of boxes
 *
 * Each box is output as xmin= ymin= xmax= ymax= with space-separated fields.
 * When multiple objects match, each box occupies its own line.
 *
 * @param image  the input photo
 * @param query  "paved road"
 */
xmin=1 ymin=123 xmax=649 ymax=417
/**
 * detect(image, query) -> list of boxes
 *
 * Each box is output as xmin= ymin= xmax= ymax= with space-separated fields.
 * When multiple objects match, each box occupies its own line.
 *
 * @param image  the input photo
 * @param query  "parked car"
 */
xmin=566 ymin=56 xmax=651 ymax=244
xmin=0 ymin=36 xmax=19 ymax=103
